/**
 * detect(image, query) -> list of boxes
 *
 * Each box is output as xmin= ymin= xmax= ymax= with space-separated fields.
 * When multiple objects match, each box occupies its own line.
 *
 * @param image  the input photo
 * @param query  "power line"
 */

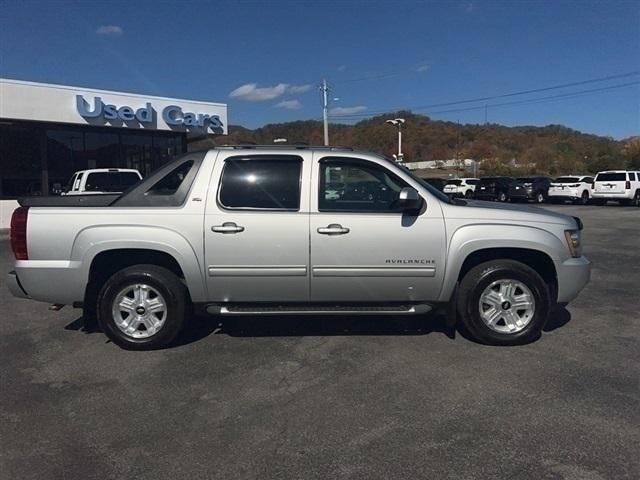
xmin=329 ymin=70 xmax=640 ymax=118
xmin=331 ymin=80 xmax=640 ymax=121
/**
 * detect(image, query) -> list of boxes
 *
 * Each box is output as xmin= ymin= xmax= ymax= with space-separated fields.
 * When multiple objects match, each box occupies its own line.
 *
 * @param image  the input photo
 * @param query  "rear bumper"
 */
xmin=6 ymin=270 xmax=30 ymax=299
xmin=12 ymin=260 xmax=85 ymax=304
xmin=592 ymin=191 xmax=632 ymax=200
xmin=548 ymin=189 xmax=580 ymax=199
xmin=556 ymin=256 xmax=591 ymax=303
xmin=475 ymin=193 xmax=497 ymax=200
xmin=508 ymin=190 xmax=534 ymax=200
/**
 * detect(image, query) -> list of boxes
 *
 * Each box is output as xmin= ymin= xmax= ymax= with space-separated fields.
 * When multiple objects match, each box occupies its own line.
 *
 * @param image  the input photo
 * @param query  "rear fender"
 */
xmin=71 ymin=225 xmax=206 ymax=302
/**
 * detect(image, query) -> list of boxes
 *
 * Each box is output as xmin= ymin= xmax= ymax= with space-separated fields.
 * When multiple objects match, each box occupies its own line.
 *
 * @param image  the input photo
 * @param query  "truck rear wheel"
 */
xmin=97 ymin=264 xmax=188 ymax=350
xmin=456 ymin=260 xmax=550 ymax=345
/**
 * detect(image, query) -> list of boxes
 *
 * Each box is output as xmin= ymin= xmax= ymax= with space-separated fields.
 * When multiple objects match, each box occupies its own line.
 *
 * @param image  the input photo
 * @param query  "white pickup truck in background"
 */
xmin=62 ymin=168 xmax=142 ymax=195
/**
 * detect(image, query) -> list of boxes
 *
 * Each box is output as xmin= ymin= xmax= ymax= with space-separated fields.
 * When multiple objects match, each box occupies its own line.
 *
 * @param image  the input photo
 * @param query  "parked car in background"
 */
xmin=591 ymin=170 xmax=640 ymax=206
xmin=475 ymin=177 xmax=515 ymax=202
xmin=548 ymin=175 xmax=594 ymax=205
xmin=508 ymin=176 xmax=552 ymax=203
xmin=62 ymin=168 xmax=143 ymax=195
xmin=420 ymin=177 xmax=447 ymax=192
xmin=443 ymin=178 xmax=480 ymax=198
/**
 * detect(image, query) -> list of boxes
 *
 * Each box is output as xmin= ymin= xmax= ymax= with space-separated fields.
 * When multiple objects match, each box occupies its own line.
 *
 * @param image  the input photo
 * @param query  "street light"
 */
xmin=385 ymin=118 xmax=405 ymax=162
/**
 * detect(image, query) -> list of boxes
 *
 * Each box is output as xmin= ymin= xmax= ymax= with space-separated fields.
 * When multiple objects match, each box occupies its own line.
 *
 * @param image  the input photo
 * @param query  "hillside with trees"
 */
xmin=196 ymin=111 xmax=637 ymax=176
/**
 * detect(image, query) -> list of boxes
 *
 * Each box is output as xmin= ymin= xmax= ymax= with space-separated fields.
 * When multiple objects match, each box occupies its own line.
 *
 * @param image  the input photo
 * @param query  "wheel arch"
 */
xmin=73 ymin=226 xmax=207 ymax=307
xmin=439 ymin=225 xmax=563 ymax=303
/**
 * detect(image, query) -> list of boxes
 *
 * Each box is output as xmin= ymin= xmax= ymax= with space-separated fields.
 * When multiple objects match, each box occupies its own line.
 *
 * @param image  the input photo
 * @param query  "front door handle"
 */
xmin=317 ymin=223 xmax=350 ymax=235
xmin=212 ymin=222 xmax=245 ymax=234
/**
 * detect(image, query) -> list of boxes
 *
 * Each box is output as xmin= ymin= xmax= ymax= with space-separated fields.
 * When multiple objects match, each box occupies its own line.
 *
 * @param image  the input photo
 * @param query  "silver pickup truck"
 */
xmin=7 ymin=146 xmax=591 ymax=350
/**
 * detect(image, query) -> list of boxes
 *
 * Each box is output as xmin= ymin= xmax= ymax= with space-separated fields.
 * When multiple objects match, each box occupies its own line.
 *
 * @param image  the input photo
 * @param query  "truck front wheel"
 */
xmin=97 ymin=265 xmax=188 ymax=350
xmin=456 ymin=260 xmax=550 ymax=345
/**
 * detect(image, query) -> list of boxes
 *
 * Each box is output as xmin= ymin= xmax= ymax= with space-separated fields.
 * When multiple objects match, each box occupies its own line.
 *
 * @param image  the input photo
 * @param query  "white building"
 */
xmin=0 ymin=78 xmax=227 ymax=228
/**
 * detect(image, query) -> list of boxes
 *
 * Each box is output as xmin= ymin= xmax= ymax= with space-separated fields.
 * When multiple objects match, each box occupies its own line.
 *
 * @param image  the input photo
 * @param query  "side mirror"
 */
xmin=398 ymin=187 xmax=423 ymax=211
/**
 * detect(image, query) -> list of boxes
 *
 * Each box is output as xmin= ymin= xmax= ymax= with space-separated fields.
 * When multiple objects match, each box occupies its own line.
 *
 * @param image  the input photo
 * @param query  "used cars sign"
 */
xmin=76 ymin=95 xmax=224 ymax=132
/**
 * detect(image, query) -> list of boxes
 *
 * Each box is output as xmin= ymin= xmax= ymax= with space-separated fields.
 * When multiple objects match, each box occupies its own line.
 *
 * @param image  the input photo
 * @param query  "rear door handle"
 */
xmin=317 ymin=223 xmax=350 ymax=235
xmin=212 ymin=222 xmax=245 ymax=234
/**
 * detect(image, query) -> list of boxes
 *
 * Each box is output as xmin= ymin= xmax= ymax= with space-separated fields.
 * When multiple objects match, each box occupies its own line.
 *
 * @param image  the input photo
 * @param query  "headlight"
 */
xmin=564 ymin=230 xmax=582 ymax=257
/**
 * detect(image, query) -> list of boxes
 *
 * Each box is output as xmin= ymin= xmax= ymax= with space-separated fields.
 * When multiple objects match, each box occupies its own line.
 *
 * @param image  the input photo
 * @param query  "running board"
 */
xmin=205 ymin=303 xmax=433 ymax=316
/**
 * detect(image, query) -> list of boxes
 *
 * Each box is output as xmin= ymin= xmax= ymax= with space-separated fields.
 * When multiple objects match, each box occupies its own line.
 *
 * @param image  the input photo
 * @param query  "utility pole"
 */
xmin=484 ymin=104 xmax=488 ymax=125
xmin=321 ymin=79 xmax=329 ymax=146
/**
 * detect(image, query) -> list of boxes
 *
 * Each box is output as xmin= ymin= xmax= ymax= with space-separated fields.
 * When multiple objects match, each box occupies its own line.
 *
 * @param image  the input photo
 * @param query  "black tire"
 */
xmin=465 ymin=190 xmax=474 ymax=199
xmin=633 ymin=190 xmax=640 ymax=207
xmin=97 ymin=264 xmax=188 ymax=350
xmin=456 ymin=259 xmax=550 ymax=346
xmin=535 ymin=191 xmax=545 ymax=203
xmin=578 ymin=191 xmax=589 ymax=205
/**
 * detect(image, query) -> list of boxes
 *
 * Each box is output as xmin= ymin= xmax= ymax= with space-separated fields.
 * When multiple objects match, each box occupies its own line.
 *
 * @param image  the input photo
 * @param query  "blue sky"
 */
xmin=1 ymin=0 xmax=639 ymax=139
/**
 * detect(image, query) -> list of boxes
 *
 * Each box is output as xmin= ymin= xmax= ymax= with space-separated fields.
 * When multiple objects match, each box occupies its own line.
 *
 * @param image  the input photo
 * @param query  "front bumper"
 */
xmin=6 ymin=271 xmax=30 ymax=299
xmin=556 ymin=256 xmax=591 ymax=303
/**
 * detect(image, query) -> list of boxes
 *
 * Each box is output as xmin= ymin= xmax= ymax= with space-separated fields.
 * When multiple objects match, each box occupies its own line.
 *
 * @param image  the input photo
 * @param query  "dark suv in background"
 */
xmin=509 ymin=176 xmax=553 ymax=203
xmin=475 ymin=177 xmax=515 ymax=202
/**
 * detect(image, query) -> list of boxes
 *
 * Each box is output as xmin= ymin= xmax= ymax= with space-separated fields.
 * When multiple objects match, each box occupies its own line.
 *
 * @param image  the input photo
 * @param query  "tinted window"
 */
xmin=581 ymin=177 xmax=594 ymax=183
xmin=596 ymin=173 xmax=626 ymax=182
xmin=120 ymin=172 xmax=142 ymax=188
xmin=629 ymin=172 xmax=636 ymax=181
xmin=219 ymin=157 xmax=301 ymax=210
xmin=319 ymin=158 xmax=409 ymax=212
xmin=466 ymin=179 xmax=480 ymax=185
xmin=146 ymin=161 xmax=194 ymax=196
xmin=555 ymin=177 xmax=580 ymax=183
xmin=446 ymin=180 xmax=462 ymax=186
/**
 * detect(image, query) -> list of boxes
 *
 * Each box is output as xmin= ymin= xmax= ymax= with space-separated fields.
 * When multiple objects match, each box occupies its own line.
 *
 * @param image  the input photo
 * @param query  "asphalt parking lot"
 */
xmin=1 ymin=204 xmax=639 ymax=480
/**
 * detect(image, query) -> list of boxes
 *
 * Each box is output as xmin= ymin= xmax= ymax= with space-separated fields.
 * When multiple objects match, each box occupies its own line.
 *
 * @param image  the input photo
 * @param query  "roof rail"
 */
xmin=214 ymin=144 xmax=354 ymax=151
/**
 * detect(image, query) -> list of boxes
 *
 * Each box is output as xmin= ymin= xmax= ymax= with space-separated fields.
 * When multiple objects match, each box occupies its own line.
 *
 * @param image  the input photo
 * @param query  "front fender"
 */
xmin=71 ymin=225 xmax=207 ymax=302
xmin=438 ymin=223 xmax=567 ymax=302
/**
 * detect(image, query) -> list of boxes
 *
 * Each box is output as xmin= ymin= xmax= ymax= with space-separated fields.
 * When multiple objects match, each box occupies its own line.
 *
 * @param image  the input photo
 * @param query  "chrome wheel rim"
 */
xmin=112 ymin=284 xmax=167 ymax=339
xmin=479 ymin=279 xmax=535 ymax=334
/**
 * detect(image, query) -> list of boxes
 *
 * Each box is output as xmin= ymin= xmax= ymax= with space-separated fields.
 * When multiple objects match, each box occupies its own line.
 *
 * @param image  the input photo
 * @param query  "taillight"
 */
xmin=626 ymin=181 xmax=631 ymax=189
xmin=10 ymin=207 xmax=29 ymax=260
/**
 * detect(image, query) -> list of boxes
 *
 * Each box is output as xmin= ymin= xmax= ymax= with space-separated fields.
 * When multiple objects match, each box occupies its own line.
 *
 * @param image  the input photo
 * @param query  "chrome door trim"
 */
xmin=312 ymin=266 xmax=436 ymax=277
xmin=208 ymin=265 xmax=308 ymax=277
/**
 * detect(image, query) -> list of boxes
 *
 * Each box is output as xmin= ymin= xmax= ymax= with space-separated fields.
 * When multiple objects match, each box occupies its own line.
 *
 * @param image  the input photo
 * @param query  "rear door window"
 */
xmin=596 ymin=173 xmax=626 ymax=182
xmin=218 ymin=156 xmax=302 ymax=210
